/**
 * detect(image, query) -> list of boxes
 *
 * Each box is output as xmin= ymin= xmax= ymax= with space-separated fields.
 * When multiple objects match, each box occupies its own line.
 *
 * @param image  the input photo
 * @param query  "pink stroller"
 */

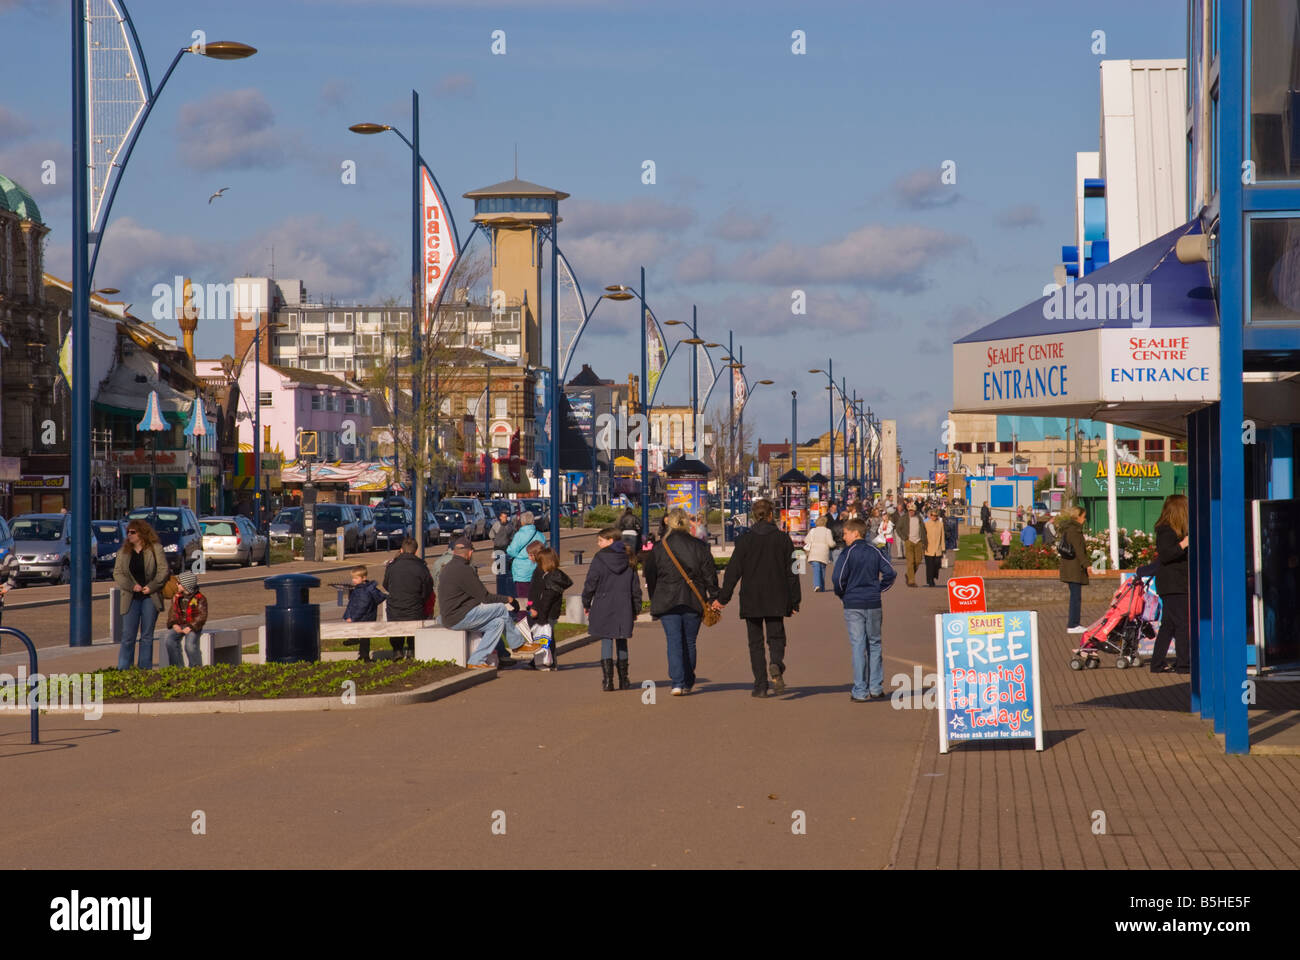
xmin=1069 ymin=563 xmax=1161 ymax=671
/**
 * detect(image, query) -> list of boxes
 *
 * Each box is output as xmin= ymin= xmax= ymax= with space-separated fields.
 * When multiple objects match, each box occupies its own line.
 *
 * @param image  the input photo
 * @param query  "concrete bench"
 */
xmin=155 ymin=628 xmax=242 ymax=668
xmin=314 ymin=620 xmax=477 ymax=666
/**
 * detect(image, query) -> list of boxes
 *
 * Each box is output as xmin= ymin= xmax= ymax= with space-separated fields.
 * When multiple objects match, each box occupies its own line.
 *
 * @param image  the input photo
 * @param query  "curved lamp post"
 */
xmin=71 ymin=7 xmax=255 ymax=647
xmin=350 ymin=98 xmax=468 ymax=557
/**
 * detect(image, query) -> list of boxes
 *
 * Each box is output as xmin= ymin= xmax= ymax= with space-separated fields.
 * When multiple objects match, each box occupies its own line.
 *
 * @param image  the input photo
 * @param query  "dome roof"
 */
xmin=0 ymin=174 xmax=43 ymax=224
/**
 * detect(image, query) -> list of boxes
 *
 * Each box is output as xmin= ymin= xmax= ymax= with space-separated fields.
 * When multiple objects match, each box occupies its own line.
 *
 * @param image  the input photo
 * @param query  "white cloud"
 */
xmin=894 ymin=167 xmax=960 ymax=210
xmin=176 ymin=89 xmax=289 ymax=171
xmin=711 ymin=208 xmax=772 ymax=242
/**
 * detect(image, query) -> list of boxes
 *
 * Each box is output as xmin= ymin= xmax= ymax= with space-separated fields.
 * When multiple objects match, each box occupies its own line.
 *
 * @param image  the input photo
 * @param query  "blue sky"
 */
xmin=0 ymin=0 xmax=1186 ymax=471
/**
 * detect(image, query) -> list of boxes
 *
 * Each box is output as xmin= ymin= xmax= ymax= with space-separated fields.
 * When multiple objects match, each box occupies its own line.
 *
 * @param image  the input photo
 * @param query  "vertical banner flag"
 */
xmin=422 ymin=168 xmax=457 ymax=333
xmin=646 ymin=309 xmax=666 ymax=400
xmin=732 ymin=363 xmax=746 ymax=422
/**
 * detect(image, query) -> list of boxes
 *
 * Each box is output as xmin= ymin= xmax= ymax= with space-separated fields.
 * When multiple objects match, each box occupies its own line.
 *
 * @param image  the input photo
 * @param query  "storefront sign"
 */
xmin=15 ymin=474 xmax=69 ymax=489
xmin=935 ymin=611 xmax=1043 ymax=752
xmin=1099 ymin=329 xmax=1219 ymax=403
xmin=946 ymin=576 xmax=987 ymax=613
xmin=665 ymin=478 xmax=704 ymax=517
xmin=1081 ymin=460 xmax=1174 ymax=498
xmin=953 ymin=327 xmax=1220 ymax=413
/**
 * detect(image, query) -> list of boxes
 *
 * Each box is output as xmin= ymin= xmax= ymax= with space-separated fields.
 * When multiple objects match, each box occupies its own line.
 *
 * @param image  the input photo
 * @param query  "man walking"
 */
xmin=715 ymin=498 xmax=801 ymax=698
xmin=437 ymin=536 xmax=541 ymax=667
xmin=490 ymin=508 xmax=517 ymax=596
xmin=901 ymin=502 xmax=928 ymax=587
xmin=833 ymin=518 xmax=896 ymax=701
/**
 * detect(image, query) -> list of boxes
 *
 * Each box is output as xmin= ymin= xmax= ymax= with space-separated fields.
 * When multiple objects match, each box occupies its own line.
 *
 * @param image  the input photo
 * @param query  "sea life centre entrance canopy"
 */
xmin=952 ymin=221 xmax=1219 ymax=437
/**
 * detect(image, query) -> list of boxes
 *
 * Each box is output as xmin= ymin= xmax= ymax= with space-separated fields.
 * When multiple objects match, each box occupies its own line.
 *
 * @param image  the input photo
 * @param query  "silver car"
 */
xmin=201 ymin=515 xmax=268 ymax=567
xmin=10 ymin=514 xmax=96 ymax=585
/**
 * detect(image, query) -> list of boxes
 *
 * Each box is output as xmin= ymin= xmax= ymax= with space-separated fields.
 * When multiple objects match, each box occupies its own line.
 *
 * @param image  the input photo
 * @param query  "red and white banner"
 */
xmin=422 ymin=168 xmax=457 ymax=333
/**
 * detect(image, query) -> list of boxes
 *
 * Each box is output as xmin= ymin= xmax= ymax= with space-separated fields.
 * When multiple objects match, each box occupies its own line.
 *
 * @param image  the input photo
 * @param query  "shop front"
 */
xmin=1079 ymin=459 xmax=1188 ymax=533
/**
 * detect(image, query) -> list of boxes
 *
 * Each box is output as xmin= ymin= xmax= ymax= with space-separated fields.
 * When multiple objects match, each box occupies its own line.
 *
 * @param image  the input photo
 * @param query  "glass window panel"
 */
xmin=1250 ymin=217 xmax=1300 ymax=324
xmin=1250 ymin=0 xmax=1300 ymax=180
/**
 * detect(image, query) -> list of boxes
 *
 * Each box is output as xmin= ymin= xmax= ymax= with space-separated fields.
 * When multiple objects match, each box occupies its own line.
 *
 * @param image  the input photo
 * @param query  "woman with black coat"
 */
xmin=644 ymin=508 xmax=719 ymax=696
xmin=1058 ymin=505 xmax=1090 ymax=633
xmin=716 ymin=498 xmax=801 ymax=697
xmin=1150 ymin=494 xmax=1191 ymax=674
xmin=582 ymin=528 xmax=643 ymax=691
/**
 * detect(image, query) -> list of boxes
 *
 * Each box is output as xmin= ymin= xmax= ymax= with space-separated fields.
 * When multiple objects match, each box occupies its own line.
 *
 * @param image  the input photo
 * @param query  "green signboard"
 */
xmin=1079 ymin=461 xmax=1188 ymax=534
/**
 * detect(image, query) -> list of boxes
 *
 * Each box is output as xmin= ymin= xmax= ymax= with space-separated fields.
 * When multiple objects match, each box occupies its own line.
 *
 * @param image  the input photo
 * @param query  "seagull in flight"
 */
xmin=208 ymin=187 xmax=231 ymax=204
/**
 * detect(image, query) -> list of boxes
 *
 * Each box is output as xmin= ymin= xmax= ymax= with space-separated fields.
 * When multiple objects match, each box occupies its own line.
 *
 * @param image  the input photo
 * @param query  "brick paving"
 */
xmin=892 ymin=600 xmax=1300 ymax=868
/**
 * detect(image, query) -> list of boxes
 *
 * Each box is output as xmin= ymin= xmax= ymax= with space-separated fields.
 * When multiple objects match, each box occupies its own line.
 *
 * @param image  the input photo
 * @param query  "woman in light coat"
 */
xmin=923 ymin=509 xmax=945 ymax=587
xmin=113 ymin=518 xmax=169 ymax=669
xmin=804 ymin=515 xmax=835 ymax=592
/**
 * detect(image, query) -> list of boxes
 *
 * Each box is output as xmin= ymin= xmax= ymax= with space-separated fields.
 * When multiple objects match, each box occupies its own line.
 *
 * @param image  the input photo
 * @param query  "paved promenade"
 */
xmin=3 ymin=545 xmax=1299 ymax=869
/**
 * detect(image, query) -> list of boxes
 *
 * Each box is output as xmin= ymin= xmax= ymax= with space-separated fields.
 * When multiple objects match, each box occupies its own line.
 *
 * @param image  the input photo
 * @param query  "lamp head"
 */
xmin=196 ymin=41 xmax=258 ymax=60
xmin=349 ymin=123 xmax=392 ymax=135
xmin=603 ymin=290 xmax=634 ymax=301
xmin=757 ymin=379 xmax=774 ymax=385
xmin=682 ymin=337 xmax=705 ymax=345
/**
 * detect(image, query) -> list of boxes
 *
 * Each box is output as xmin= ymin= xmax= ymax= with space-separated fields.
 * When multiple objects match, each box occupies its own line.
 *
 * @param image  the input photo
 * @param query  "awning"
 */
xmin=952 ymin=220 xmax=1220 ymax=436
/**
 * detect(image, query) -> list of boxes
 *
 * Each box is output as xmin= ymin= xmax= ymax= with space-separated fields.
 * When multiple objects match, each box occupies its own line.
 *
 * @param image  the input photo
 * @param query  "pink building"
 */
xmin=195 ymin=360 xmax=374 ymax=462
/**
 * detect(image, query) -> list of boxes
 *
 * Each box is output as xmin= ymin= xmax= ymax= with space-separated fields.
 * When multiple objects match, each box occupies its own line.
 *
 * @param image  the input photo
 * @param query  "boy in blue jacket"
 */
xmin=832 ymin=517 xmax=897 ymax=702
xmin=344 ymin=564 xmax=388 ymax=662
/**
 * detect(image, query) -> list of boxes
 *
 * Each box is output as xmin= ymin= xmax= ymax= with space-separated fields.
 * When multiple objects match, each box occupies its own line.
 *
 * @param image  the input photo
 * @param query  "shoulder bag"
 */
xmin=1056 ymin=533 xmax=1076 ymax=560
xmin=662 ymin=537 xmax=721 ymax=627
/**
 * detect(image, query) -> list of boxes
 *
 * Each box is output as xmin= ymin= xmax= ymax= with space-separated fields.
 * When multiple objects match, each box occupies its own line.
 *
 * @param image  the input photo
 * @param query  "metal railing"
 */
xmin=0 ymin=627 xmax=39 ymax=744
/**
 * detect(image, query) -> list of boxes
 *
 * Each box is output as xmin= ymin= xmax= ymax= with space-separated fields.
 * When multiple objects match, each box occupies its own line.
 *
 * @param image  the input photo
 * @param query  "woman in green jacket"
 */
xmin=1058 ymin=506 xmax=1089 ymax=633
xmin=114 ymin=518 xmax=170 ymax=669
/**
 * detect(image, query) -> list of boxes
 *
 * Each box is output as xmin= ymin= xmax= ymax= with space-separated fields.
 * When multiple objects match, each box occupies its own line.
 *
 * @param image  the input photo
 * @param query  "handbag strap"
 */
xmin=662 ymin=536 xmax=707 ymax=611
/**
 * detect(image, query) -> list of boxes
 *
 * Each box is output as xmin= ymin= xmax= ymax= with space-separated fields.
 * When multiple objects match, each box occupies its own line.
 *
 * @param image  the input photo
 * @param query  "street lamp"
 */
xmin=234 ymin=316 xmax=284 ymax=533
xmin=71 ymin=7 xmax=255 ymax=646
xmin=808 ymin=363 xmax=843 ymax=503
xmin=350 ymin=93 xmax=464 ymax=558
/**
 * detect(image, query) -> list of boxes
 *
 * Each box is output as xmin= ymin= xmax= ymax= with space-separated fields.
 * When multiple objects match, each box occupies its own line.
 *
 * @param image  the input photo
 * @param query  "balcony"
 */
xmin=328 ymin=316 xmax=354 ymax=333
xmin=298 ymin=342 xmax=326 ymax=357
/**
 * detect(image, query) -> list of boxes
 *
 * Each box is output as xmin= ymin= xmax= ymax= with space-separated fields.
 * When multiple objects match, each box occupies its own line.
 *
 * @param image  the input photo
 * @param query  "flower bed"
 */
xmin=97 ymin=660 xmax=463 ymax=702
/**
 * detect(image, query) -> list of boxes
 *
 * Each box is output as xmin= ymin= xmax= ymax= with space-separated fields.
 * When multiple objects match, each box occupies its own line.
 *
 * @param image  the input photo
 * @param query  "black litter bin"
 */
xmin=264 ymin=573 xmax=322 ymax=663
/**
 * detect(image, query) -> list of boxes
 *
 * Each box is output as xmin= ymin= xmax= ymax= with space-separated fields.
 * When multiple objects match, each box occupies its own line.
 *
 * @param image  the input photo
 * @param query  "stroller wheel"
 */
xmin=1070 ymin=657 xmax=1084 ymax=671
xmin=1085 ymin=657 xmax=1100 ymax=670
xmin=1129 ymin=655 xmax=1142 ymax=668
xmin=1115 ymin=656 xmax=1129 ymax=670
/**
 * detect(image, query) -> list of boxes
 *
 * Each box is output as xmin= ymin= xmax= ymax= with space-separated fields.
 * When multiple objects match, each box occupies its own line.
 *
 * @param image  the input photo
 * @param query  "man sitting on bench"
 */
xmin=437 ymin=536 xmax=542 ymax=667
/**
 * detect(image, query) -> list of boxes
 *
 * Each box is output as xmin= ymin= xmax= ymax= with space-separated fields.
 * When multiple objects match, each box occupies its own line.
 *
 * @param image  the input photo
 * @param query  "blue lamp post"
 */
xmin=350 ymin=93 xmax=464 ymax=558
xmin=808 ymin=361 xmax=839 ymax=502
xmin=70 ymin=2 xmax=255 ymax=646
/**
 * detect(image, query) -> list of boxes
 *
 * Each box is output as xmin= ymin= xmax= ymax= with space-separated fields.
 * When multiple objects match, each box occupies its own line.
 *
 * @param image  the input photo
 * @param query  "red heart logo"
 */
xmin=952 ymin=584 xmax=980 ymax=601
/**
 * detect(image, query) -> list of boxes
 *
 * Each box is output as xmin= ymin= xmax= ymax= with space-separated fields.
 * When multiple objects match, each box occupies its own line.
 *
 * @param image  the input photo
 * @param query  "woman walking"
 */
xmin=114 ymin=518 xmax=169 ymax=669
xmin=804 ymin=515 xmax=834 ymax=592
xmin=1058 ymin=505 xmax=1089 ymax=633
xmin=1150 ymin=493 xmax=1191 ymax=673
xmin=716 ymin=498 xmax=801 ymax=698
xmin=644 ymin=508 xmax=719 ymax=695
xmin=583 ymin=528 xmax=642 ymax=691
xmin=923 ymin=508 xmax=945 ymax=587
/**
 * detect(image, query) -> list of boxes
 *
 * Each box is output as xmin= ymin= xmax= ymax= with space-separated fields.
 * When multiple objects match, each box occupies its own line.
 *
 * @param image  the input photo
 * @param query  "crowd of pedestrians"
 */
xmin=108 ymin=491 xmax=1196 ymax=702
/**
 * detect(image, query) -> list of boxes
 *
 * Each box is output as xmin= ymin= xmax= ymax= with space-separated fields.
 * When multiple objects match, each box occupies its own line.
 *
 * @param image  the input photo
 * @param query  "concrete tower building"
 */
xmin=462 ymin=177 xmax=569 ymax=368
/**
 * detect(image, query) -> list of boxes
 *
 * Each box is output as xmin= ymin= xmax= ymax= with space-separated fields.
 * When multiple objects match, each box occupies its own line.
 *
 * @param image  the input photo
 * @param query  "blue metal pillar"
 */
xmin=549 ymin=210 xmax=560 ymax=552
xmin=639 ymin=266 xmax=649 ymax=540
xmin=1189 ymin=407 xmax=1209 ymax=717
xmin=70 ymin=0 xmax=92 ymax=646
xmin=1208 ymin=401 xmax=1225 ymax=733
xmin=1217 ymin=2 xmax=1248 ymax=753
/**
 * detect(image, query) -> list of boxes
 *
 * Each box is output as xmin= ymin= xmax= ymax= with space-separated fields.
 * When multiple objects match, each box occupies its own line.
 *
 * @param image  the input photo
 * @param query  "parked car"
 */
xmin=433 ymin=508 xmax=469 ymax=542
xmin=311 ymin=503 xmax=361 ymax=553
xmin=439 ymin=497 xmax=488 ymax=539
xmin=420 ymin=510 xmax=442 ymax=547
xmin=489 ymin=500 xmax=520 ymax=523
xmin=353 ymin=503 xmax=378 ymax=552
xmin=126 ymin=507 xmax=203 ymax=574
xmin=201 ymin=515 xmax=268 ymax=567
xmin=93 ymin=519 xmax=125 ymax=580
xmin=520 ymin=498 xmax=551 ymax=532
xmin=10 ymin=514 xmax=97 ymax=585
xmin=373 ymin=506 xmax=413 ymax=550
xmin=269 ymin=507 xmax=303 ymax=543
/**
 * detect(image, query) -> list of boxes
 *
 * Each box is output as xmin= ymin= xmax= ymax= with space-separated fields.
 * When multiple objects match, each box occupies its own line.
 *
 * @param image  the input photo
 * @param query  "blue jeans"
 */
xmin=811 ymin=561 xmax=826 ymax=591
xmin=1067 ymin=581 xmax=1083 ymax=628
xmin=660 ymin=606 xmax=701 ymax=690
xmin=450 ymin=602 xmax=527 ymax=665
xmin=119 ymin=594 xmax=160 ymax=669
xmin=600 ymin=637 xmax=629 ymax=661
xmin=843 ymin=607 xmax=884 ymax=699
xmin=164 ymin=628 xmax=202 ymax=667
